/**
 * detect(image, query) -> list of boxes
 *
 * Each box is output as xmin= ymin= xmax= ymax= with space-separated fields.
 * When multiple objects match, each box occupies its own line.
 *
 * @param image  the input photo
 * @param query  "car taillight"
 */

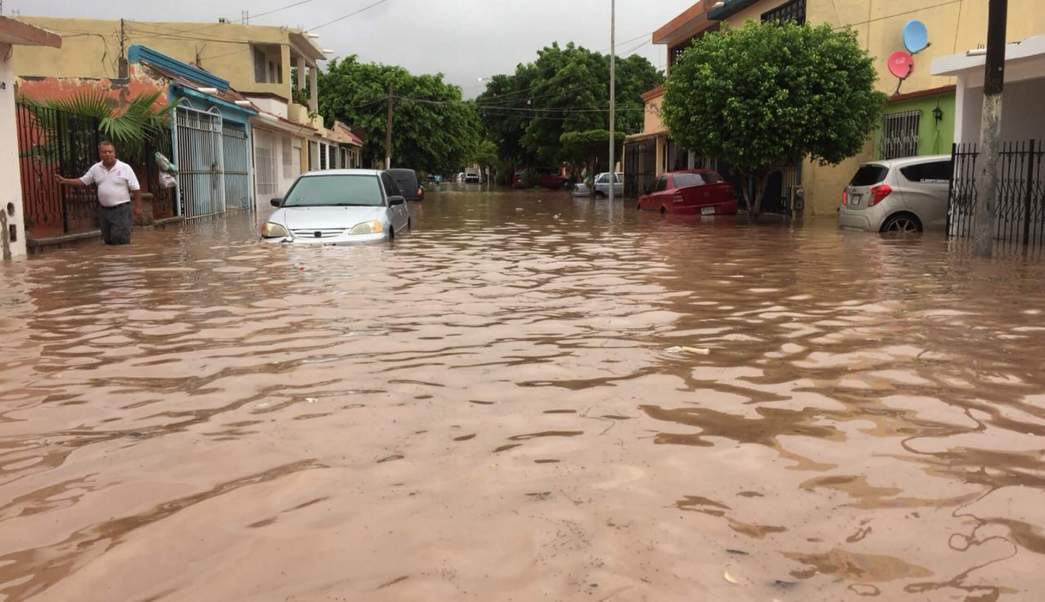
xmin=842 ymin=190 xmax=848 ymax=207
xmin=868 ymin=184 xmax=892 ymax=207
xmin=417 ymin=187 xmax=424 ymax=197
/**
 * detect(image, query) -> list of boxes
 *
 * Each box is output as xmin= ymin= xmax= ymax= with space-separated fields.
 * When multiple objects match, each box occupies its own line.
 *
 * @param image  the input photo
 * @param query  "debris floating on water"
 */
xmin=667 ymin=346 xmax=711 ymax=356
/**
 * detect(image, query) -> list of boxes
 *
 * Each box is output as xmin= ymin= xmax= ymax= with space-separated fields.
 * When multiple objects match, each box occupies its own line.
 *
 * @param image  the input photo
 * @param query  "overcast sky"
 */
xmin=10 ymin=0 xmax=694 ymax=95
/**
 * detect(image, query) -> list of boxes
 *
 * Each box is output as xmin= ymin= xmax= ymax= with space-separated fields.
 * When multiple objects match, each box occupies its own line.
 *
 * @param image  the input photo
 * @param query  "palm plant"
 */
xmin=47 ymin=91 xmax=172 ymax=156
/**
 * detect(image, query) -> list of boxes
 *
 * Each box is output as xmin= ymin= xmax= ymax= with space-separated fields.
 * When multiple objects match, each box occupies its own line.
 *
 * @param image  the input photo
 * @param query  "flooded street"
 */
xmin=3 ymin=187 xmax=1045 ymax=601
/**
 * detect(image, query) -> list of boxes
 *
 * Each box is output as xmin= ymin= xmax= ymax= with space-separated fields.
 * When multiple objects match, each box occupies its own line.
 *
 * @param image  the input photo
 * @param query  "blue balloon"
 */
xmin=904 ymin=20 xmax=929 ymax=54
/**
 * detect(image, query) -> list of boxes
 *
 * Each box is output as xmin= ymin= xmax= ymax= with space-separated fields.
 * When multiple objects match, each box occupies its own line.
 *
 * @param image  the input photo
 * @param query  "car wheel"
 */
xmin=660 ymin=206 xmax=667 ymax=215
xmin=407 ymin=218 xmax=412 ymax=231
xmin=881 ymin=213 xmax=922 ymax=234
xmin=388 ymin=227 xmax=395 ymax=241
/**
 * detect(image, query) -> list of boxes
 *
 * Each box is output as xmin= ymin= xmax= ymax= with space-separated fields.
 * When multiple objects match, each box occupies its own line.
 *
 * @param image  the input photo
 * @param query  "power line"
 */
xmin=833 ymin=0 xmax=964 ymax=30
xmin=249 ymin=0 xmax=317 ymax=21
xmin=136 ymin=0 xmax=320 ymax=38
xmin=308 ymin=0 xmax=392 ymax=32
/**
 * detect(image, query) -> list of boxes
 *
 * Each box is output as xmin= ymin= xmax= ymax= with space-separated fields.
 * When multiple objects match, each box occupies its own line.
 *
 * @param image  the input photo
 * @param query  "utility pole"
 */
xmin=385 ymin=84 xmax=394 ymax=170
xmin=242 ymin=10 xmax=249 ymax=24
xmin=608 ymin=0 xmax=617 ymax=209
xmin=118 ymin=19 xmax=128 ymax=79
xmin=973 ymin=0 xmax=1008 ymax=257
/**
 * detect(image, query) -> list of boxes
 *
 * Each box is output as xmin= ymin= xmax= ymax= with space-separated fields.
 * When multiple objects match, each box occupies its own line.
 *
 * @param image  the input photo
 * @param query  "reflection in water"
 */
xmin=1 ymin=188 xmax=1045 ymax=600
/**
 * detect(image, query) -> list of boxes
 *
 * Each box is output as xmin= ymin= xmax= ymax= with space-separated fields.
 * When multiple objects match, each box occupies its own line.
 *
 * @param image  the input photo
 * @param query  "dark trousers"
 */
xmin=99 ymin=203 xmax=132 ymax=245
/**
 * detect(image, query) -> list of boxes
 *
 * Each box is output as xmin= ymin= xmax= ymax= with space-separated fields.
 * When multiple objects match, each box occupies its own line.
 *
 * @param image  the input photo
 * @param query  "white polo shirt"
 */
xmin=80 ymin=160 xmax=141 ymax=208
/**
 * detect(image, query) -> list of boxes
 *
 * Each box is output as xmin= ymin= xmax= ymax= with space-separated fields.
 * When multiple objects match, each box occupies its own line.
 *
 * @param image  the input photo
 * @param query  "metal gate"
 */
xmin=176 ymin=106 xmax=225 ymax=219
xmin=624 ymin=138 xmax=657 ymax=197
xmin=948 ymin=140 xmax=1045 ymax=248
xmin=223 ymin=124 xmax=252 ymax=211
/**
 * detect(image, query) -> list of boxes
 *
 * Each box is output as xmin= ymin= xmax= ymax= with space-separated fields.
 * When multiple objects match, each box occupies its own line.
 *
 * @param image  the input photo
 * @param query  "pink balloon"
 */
xmin=888 ymin=51 xmax=914 ymax=80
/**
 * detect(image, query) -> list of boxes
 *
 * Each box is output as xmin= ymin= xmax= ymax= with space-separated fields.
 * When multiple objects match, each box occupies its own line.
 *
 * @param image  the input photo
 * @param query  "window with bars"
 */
xmin=762 ymin=0 xmax=806 ymax=24
xmin=881 ymin=110 xmax=922 ymax=160
xmin=281 ymin=138 xmax=293 ymax=179
xmin=670 ymin=34 xmax=699 ymax=69
xmin=256 ymin=147 xmax=276 ymax=195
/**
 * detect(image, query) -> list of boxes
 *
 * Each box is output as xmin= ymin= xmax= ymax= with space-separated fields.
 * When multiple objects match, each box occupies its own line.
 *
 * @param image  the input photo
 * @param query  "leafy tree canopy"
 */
xmin=318 ymin=56 xmax=482 ymax=175
xmin=662 ymin=21 xmax=885 ymax=213
xmin=478 ymin=43 xmax=662 ymax=167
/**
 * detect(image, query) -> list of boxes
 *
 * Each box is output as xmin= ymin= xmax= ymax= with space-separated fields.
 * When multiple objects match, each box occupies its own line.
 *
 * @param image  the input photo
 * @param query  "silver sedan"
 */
xmin=261 ymin=170 xmax=411 ymax=244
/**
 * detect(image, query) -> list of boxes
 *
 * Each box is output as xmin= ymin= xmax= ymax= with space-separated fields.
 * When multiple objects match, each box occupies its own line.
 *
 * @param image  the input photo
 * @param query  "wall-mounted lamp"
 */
xmin=933 ymin=105 xmax=944 ymax=124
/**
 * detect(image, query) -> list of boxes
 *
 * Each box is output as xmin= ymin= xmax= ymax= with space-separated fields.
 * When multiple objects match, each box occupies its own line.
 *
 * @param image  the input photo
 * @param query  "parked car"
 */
xmin=539 ymin=173 xmax=569 ymax=189
xmin=261 ymin=170 xmax=410 ymax=244
xmin=839 ymin=155 xmax=952 ymax=233
xmin=593 ymin=172 xmax=624 ymax=198
xmin=464 ymin=168 xmax=482 ymax=184
xmin=638 ymin=170 xmax=738 ymax=215
xmin=388 ymin=168 xmax=424 ymax=202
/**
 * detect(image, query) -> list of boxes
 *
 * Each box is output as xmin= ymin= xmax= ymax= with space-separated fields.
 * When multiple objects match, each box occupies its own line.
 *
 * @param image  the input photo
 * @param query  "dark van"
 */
xmin=387 ymin=169 xmax=425 ymax=202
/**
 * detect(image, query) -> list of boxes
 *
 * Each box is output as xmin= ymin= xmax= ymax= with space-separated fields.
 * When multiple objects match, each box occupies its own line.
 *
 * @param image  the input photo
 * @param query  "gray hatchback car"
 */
xmin=839 ymin=155 xmax=953 ymax=233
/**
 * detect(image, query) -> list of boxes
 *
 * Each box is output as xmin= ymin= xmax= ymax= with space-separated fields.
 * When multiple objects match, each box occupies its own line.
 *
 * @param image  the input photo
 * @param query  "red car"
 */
xmin=638 ymin=170 xmax=738 ymax=216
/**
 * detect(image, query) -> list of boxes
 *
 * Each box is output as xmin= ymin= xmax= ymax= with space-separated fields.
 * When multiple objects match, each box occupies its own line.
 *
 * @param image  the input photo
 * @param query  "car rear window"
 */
xmin=850 ymin=165 xmax=889 ymax=187
xmin=389 ymin=170 xmax=419 ymax=193
xmin=674 ymin=173 xmax=706 ymax=188
xmin=283 ymin=175 xmax=384 ymax=207
xmin=901 ymin=161 xmax=953 ymax=183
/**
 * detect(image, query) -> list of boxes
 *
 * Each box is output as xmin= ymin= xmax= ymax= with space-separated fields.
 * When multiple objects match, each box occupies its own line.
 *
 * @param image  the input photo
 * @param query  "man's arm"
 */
xmin=125 ymin=166 xmax=142 ymax=208
xmin=54 ymin=174 xmax=88 ymax=188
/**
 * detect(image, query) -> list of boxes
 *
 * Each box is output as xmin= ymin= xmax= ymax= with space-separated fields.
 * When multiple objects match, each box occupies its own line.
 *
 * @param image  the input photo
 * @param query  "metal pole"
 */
xmin=385 ymin=84 xmax=394 ymax=170
xmin=608 ymin=0 xmax=616 ymax=209
xmin=973 ymin=0 xmax=1008 ymax=257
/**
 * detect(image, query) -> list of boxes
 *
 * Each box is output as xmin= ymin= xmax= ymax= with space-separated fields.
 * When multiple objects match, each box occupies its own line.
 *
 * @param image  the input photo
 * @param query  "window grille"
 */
xmin=882 ymin=110 xmax=922 ymax=160
xmin=282 ymin=138 xmax=293 ymax=179
xmin=256 ymin=147 xmax=276 ymax=195
xmin=762 ymin=0 xmax=806 ymax=24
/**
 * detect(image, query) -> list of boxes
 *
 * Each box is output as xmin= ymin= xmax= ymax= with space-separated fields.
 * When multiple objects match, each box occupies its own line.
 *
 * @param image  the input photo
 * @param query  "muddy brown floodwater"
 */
xmin=2 ymin=187 xmax=1045 ymax=601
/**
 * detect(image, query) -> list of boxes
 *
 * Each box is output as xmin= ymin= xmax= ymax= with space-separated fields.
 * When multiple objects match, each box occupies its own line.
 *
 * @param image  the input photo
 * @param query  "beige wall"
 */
xmin=644 ymin=94 xmax=665 ymax=134
xmin=1 ymin=42 xmax=27 ymax=258
xmin=717 ymin=0 xmax=1045 ymax=218
xmin=14 ymin=17 xmax=298 ymax=100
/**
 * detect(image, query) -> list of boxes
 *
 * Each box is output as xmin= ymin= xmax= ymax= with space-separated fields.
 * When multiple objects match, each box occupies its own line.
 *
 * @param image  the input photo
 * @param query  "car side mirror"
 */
xmin=270 ymin=198 xmax=283 ymax=208
xmin=388 ymin=195 xmax=406 ymax=206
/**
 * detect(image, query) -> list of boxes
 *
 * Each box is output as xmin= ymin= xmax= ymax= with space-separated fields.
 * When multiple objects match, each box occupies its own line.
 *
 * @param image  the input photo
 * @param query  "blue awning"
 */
xmin=171 ymin=85 xmax=258 ymax=125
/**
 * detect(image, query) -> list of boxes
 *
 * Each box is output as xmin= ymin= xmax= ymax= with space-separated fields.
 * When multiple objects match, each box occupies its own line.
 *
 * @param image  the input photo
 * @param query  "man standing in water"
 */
xmin=55 ymin=141 xmax=141 ymax=245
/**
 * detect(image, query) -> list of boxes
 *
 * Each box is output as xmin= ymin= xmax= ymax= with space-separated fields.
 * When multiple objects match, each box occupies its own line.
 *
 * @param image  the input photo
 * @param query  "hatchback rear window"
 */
xmin=850 ymin=165 xmax=889 ymax=187
xmin=388 ymin=170 xmax=419 ymax=193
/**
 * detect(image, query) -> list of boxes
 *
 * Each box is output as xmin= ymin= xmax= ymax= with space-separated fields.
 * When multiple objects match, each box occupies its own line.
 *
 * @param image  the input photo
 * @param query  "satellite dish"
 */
xmin=903 ymin=20 xmax=930 ymax=54
xmin=888 ymin=51 xmax=914 ymax=80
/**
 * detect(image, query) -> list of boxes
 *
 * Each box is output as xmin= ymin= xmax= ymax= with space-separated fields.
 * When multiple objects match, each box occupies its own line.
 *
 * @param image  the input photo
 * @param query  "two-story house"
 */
xmin=12 ymin=17 xmax=353 ymax=211
xmin=627 ymin=0 xmax=1045 ymax=221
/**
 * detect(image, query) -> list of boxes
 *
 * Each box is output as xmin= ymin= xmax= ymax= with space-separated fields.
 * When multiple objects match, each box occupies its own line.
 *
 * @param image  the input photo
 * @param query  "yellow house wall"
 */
xmin=14 ymin=17 xmax=295 ymax=100
xmin=717 ymin=0 xmax=1045 ymax=219
xmin=644 ymin=94 xmax=665 ymax=133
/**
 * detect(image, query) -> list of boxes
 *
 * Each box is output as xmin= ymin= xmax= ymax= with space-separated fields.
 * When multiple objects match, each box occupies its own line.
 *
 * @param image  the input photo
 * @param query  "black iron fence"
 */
xmin=17 ymin=101 xmax=178 ymax=239
xmin=948 ymin=140 xmax=1045 ymax=248
xmin=16 ymin=102 xmax=102 ymax=238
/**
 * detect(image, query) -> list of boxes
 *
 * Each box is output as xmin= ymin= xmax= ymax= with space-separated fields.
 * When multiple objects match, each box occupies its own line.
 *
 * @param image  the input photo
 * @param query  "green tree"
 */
xmin=478 ymin=43 xmax=661 ymax=170
xmin=560 ymin=129 xmax=624 ymax=183
xmin=318 ymin=56 xmax=482 ymax=175
xmin=662 ymin=21 xmax=886 ymax=218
